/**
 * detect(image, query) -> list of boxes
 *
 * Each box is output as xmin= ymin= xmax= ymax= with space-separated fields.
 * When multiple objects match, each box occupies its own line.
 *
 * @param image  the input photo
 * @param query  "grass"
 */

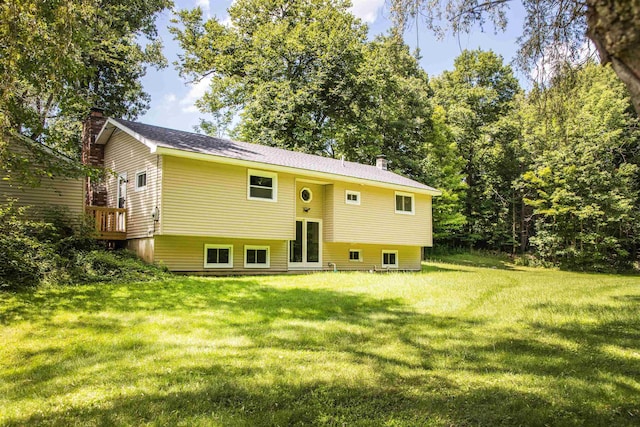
xmin=1 ymin=256 xmax=639 ymax=426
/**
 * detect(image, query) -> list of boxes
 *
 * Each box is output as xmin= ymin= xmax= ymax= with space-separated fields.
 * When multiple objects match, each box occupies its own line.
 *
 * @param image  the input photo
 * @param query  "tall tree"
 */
xmin=173 ymin=0 xmax=441 ymax=182
xmin=338 ymin=33 xmax=435 ymax=180
xmin=521 ymin=63 xmax=640 ymax=270
xmin=0 ymin=0 xmax=171 ymax=181
xmin=431 ymin=49 xmax=521 ymax=248
xmin=389 ymin=0 xmax=640 ymax=117
xmin=171 ymin=0 xmax=368 ymax=155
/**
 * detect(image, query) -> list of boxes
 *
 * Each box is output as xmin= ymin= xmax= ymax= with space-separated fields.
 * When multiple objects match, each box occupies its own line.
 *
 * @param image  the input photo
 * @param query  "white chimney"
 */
xmin=376 ymin=155 xmax=388 ymax=171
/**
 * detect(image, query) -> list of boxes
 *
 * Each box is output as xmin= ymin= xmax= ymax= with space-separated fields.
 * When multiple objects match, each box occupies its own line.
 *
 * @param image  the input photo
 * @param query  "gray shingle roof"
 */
xmin=113 ymin=118 xmax=439 ymax=193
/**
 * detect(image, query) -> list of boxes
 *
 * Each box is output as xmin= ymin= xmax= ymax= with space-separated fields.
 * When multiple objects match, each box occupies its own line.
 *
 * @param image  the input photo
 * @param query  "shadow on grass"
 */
xmin=426 ymin=251 xmax=520 ymax=271
xmin=1 ymin=279 xmax=639 ymax=426
xmin=421 ymin=264 xmax=469 ymax=273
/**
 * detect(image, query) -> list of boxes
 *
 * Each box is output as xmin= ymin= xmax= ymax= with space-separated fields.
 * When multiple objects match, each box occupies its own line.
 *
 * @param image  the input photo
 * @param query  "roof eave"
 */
xmin=95 ymin=118 xmax=158 ymax=152
xmin=155 ymin=145 xmax=442 ymax=196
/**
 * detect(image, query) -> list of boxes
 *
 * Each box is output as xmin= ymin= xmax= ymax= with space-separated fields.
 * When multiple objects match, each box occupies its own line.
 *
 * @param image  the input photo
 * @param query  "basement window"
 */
xmin=381 ymin=250 xmax=398 ymax=268
xmin=204 ymin=244 xmax=233 ymax=268
xmin=245 ymin=245 xmax=270 ymax=268
xmin=349 ymin=249 xmax=362 ymax=262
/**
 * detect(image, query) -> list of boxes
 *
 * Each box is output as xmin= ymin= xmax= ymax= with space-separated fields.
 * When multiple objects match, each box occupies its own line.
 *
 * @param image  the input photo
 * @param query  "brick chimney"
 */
xmin=82 ymin=108 xmax=107 ymax=206
xmin=376 ymin=154 xmax=388 ymax=171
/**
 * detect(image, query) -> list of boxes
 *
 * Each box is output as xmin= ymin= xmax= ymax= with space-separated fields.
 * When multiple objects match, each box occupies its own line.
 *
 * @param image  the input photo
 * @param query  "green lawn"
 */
xmin=1 ymin=257 xmax=639 ymax=426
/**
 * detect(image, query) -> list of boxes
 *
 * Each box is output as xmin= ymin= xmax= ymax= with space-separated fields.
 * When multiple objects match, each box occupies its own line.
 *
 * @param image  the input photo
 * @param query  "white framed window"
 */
xmin=381 ymin=250 xmax=398 ymax=268
xmin=244 ymin=245 xmax=270 ymax=268
xmin=247 ymin=169 xmax=278 ymax=202
xmin=204 ymin=244 xmax=233 ymax=268
xmin=349 ymin=249 xmax=362 ymax=262
xmin=395 ymin=191 xmax=414 ymax=215
xmin=345 ymin=190 xmax=360 ymax=205
xmin=300 ymin=187 xmax=313 ymax=203
xmin=135 ymin=170 xmax=147 ymax=191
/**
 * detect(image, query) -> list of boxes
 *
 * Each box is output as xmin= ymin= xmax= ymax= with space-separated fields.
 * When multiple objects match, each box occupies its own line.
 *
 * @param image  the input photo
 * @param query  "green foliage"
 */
xmin=0 ymin=201 xmax=166 ymax=290
xmin=172 ymin=1 xmax=437 ymax=181
xmin=521 ymin=63 xmax=640 ymax=271
xmin=431 ymin=49 xmax=523 ymax=248
xmin=0 ymin=0 xmax=171 ymax=184
xmin=74 ymin=250 xmax=168 ymax=284
xmin=172 ymin=0 xmax=368 ymax=155
xmin=388 ymin=0 xmax=640 ymax=117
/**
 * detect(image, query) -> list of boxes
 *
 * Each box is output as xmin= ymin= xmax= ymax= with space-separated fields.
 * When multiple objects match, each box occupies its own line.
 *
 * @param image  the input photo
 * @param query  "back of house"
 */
xmin=85 ymin=111 xmax=441 ymax=273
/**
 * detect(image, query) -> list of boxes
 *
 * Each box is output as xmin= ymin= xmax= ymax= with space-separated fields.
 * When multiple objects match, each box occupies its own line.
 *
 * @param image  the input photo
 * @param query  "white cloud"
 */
xmin=179 ymin=76 xmax=212 ymax=113
xmin=195 ymin=0 xmax=210 ymax=12
xmin=349 ymin=0 xmax=384 ymax=23
xmin=220 ymin=14 xmax=233 ymax=28
xmin=160 ymin=93 xmax=177 ymax=111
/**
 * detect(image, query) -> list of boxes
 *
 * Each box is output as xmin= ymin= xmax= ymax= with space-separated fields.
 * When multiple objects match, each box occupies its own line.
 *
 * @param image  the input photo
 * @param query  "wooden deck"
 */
xmin=86 ymin=206 xmax=127 ymax=240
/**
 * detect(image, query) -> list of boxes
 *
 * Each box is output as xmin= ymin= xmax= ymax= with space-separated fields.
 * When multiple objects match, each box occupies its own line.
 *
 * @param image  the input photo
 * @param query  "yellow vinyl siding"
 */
xmin=154 ymin=235 xmax=288 ymax=272
xmin=103 ymin=131 xmax=162 ymax=239
xmin=0 ymin=141 xmax=85 ymax=220
xmin=0 ymin=177 xmax=84 ymax=219
xmin=323 ymin=184 xmax=334 ymax=241
xmin=323 ymin=243 xmax=422 ymax=271
xmin=327 ymin=182 xmax=432 ymax=246
xmin=161 ymin=156 xmax=295 ymax=239
xmin=295 ymin=181 xmax=323 ymax=219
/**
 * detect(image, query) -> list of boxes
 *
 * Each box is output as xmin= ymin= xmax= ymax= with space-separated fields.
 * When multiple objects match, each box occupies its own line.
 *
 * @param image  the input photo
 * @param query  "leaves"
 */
xmin=0 ymin=0 xmax=171 ymax=177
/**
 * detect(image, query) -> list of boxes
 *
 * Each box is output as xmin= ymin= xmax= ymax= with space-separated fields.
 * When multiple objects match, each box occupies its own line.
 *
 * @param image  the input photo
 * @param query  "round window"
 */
xmin=300 ymin=187 xmax=313 ymax=203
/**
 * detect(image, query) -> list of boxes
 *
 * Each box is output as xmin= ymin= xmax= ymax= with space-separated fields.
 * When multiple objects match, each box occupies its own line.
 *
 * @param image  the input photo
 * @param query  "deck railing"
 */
xmin=86 ymin=206 xmax=127 ymax=240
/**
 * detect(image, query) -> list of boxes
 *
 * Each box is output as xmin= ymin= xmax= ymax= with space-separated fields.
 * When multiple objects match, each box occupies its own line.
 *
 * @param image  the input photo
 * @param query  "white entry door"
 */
xmin=289 ymin=219 xmax=322 ymax=269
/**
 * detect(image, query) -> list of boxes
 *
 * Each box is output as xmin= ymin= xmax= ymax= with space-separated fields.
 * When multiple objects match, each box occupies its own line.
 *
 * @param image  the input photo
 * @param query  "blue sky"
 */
xmin=140 ymin=0 xmax=525 ymax=133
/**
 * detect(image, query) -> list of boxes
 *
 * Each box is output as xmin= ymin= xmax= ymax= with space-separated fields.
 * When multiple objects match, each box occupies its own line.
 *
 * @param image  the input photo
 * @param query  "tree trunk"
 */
xmin=586 ymin=0 xmax=640 ymax=115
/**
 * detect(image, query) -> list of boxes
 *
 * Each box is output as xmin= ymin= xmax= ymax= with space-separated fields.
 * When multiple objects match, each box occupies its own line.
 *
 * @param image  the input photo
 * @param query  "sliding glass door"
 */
xmin=289 ymin=219 xmax=322 ymax=268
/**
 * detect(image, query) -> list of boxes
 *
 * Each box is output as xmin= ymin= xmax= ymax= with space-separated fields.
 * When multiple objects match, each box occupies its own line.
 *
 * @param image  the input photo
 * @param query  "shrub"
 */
xmin=0 ymin=201 xmax=167 ymax=290
xmin=72 ymin=250 xmax=167 ymax=283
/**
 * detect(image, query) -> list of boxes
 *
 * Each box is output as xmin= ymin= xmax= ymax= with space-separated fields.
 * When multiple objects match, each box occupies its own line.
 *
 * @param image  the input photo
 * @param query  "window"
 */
xmin=300 ymin=187 xmax=313 ymax=203
xmin=382 ymin=250 xmax=398 ymax=268
xmin=395 ymin=191 xmax=414 ymax=215
xmin=248 ymin=169 xmax=277 ymax=201
xmin=204 ymin=244 xmax=233 ymax=268
xmin=135 ymin=171 xmax=147 ymax=191
xmin=245 ymin=245 xmax=270 ymax=268
xmin=345 ymin=190 xmax=360 ymax=205
xmin=349 ymin=249 xmax=362 ymax=262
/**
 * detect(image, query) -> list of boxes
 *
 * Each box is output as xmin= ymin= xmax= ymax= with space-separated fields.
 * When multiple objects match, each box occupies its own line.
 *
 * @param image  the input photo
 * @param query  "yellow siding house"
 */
xmin=91 ymin=116 xmax=441 ymax=273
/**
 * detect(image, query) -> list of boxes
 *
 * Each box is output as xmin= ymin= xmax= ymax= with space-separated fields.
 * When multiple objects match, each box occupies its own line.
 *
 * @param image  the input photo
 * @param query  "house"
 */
xmin=83 ymin=110 xmax=441 ymax=273
xmin=0 ymin=136 xmax=85 ymax=220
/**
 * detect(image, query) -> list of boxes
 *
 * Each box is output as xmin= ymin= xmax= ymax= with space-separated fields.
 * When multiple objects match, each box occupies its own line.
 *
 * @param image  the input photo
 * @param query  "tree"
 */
xmin=173 ymin=0 xmax=441 ymax=183
xmin=0 ymin=0 xmax=171 ymax=182
xmin=389 ymin=0 xmax=640 ymax=116
xmin=171 ymin=0 xmax=368 ymax=155
xmin=521 ymin=63 xmax=640 ymax=270
xmin=339 ymin=33 xmax=436 ymax=180
xmin=431 ymin=49 xmax=522 ymax=248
